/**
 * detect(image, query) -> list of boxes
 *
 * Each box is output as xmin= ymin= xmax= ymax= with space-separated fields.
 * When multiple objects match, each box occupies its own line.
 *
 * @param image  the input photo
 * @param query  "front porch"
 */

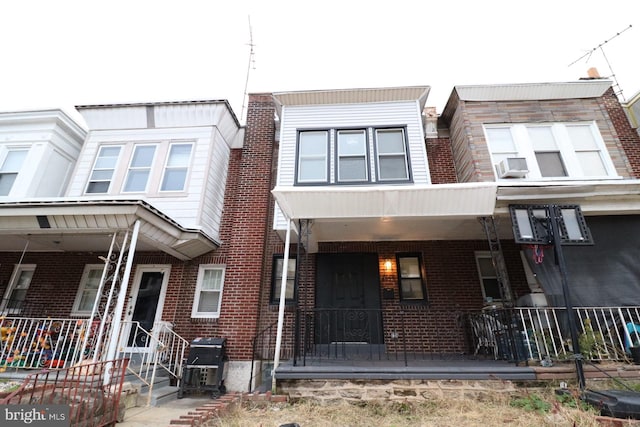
xmin=253 ymin=306 xmax=640 ymax=388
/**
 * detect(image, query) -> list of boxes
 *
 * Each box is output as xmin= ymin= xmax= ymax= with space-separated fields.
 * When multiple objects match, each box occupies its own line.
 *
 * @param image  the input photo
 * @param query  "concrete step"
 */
xmin=137 ymin=384 xmax=180 ymax=407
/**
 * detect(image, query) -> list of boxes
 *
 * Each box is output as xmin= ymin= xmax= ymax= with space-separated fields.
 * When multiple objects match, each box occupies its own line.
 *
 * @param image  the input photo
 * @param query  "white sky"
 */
xmin=1 ymin=0 xmax=638 ymax=127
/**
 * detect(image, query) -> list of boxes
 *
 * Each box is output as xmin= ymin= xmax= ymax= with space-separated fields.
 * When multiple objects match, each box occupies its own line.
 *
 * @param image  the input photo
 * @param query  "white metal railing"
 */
xmin=514 ymin=306 xmax=640 ymax=362
xmin=0 ymin=317 xmax=97 ymax=370
xmin=118 ymin=320 xmax=188 ymax=406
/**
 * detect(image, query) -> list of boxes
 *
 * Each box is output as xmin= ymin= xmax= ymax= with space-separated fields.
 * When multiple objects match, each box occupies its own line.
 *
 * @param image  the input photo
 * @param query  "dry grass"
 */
xmin=213 ymin=388 xmax=605 ymax=427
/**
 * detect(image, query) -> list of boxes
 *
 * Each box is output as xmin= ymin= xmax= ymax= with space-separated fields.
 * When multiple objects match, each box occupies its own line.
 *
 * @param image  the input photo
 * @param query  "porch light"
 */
xmin=508 ymin=204 xmax=593 ymax=390
xmin=384 ymin=259 xmax=393 ymax=272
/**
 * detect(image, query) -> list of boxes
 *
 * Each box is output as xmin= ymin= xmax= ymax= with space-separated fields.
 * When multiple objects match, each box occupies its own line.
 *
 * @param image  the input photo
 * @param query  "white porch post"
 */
xmin=104 ymin=220 xmax=140 ymax=384
xmin=272 ymin=218 xmax=292 ymax=390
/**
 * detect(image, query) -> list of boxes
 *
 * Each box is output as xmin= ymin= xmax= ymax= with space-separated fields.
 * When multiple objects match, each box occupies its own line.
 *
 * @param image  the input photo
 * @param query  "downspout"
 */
xmin=104 ymin=220 xmax=140 ymax=385
xmin=272 ymin=218 xmax=292 ymax=392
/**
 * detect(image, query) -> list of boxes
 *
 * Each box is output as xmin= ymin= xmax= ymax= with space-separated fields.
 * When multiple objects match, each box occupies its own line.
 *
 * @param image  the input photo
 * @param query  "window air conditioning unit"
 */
xmin=496 ymin=157 xmax=528 ymax=178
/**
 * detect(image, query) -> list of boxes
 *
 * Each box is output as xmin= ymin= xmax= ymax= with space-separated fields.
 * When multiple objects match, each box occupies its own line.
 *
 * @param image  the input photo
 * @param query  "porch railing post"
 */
xmin=272 ymin=219 xmax=293 ymax=391
xmin=104 ymin=220 xmax=140 ymax=386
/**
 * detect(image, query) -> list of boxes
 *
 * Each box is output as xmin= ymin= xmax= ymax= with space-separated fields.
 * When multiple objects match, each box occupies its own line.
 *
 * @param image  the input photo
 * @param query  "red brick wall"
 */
xmin=426 ymin=137 xmax=458 ymax=184
xmin=599 ymin=86 xmax=640 ymax=177
xmin=255 ymin=236 xmax=531 ymax=355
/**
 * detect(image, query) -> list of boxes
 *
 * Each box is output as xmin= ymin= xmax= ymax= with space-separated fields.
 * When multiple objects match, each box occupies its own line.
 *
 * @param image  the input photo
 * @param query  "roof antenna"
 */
xmin=240 ymin=15 xmax=256 ymax=122
xmin=568 ymin=24 xmax=632 ymax=101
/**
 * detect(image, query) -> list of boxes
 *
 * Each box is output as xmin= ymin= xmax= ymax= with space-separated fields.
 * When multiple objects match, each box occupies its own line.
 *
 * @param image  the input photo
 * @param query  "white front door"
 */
xmin=123 ymin=265 xmax=170 ymax=351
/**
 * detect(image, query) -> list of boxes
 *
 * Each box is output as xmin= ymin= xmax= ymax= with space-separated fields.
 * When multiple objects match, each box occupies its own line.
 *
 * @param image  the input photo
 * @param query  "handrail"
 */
xmin=249 ymin=320 xmax=279 ymax=391
xmin=117 ymin=320 xmax=188 ymax=406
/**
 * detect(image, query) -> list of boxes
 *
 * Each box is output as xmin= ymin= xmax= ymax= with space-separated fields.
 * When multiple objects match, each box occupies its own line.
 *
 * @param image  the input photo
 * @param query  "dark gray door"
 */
xmin=316 ymin=253 xmax=382 ymax=344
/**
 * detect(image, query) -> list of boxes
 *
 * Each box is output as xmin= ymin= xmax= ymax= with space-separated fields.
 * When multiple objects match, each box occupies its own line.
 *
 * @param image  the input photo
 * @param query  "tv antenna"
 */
xmin=568 ymin=24 xmax=632 ymax=101
xmin=241 ymin=15 xmax=257 ymax=122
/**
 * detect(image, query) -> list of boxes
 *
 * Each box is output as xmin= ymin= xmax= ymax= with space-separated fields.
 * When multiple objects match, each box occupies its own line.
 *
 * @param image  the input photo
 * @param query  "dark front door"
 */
xmin=127 ymin=271 xmax=164 ymax=347
xmin=316 ymin=253 xmax=382 ymax=344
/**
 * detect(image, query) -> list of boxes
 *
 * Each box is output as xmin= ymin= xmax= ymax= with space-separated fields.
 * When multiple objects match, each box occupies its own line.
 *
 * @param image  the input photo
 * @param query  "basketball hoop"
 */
xmin=527 ymin=244 xmax=549 ymax=264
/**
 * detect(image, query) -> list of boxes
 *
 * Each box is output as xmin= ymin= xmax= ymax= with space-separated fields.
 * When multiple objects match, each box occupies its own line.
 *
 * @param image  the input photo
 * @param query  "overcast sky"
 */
xmin=1 ymin=0 xmax=638 ymax=127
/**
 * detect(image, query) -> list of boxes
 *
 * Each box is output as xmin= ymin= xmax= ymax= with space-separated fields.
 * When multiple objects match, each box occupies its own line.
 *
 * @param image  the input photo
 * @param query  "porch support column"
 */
xmin=272 ymin=218 xmax=293 ymax=391
xmin=104 ymin=220 xmax=140 ymax=385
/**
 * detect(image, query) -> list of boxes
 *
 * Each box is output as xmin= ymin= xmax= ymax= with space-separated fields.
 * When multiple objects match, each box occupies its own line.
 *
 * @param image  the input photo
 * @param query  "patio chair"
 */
xmin=470 ymin=313 xmax=503 ymax=359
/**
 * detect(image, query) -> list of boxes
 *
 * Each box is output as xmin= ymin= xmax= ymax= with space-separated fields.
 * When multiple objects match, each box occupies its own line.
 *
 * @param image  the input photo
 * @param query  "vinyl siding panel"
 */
xmin=277 ymin=101 xmax=429 ymax=186
xmin=66 ymin=126 xmax=230 ymax=239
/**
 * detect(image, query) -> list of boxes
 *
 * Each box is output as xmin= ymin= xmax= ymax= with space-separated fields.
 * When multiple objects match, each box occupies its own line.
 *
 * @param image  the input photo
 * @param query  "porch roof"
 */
xmin=271 ymin=183 xmax=500 ymax=246
xmin=0 ymin=199 xmax=219 ymax=260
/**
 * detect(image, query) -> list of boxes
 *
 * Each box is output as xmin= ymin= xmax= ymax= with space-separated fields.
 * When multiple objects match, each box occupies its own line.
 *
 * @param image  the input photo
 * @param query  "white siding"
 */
xmin=67 ymin=126 xmax=230 ymax=240
xmin=277 ymin=101 xmax=429 ymax=186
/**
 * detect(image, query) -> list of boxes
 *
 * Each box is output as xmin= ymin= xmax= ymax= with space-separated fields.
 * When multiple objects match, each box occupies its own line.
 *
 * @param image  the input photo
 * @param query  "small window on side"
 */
xmin=396 ymin=254 xmax=426 ymax=302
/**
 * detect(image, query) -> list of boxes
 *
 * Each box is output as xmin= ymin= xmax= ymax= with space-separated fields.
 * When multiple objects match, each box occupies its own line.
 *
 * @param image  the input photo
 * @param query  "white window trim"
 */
xmin=122 ymin=144 xmax=158 ymax=193
xmin=474 ymin=251 xmax=501 ymax=303
xmin=0 ymin=146 xmax=30 ymax=197
xmin=160 ymin=142 xmax=194 ymax=192
xmin=85 ymin=144 xmax=123 ymax=194
xmin=1 ymin=264 xmax=36 ymax=314
xmin=192 ymin=264 xmax=225 ymax=318
xmin=484 ymin=121 xmax=619 ymax=181
xmin=71 ymin=264 xmax=104 ymax=317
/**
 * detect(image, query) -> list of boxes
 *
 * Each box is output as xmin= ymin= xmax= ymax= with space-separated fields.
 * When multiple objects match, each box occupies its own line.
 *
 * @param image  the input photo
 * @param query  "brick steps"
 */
xmin=167 ymin=392 xmax=288 ymax=427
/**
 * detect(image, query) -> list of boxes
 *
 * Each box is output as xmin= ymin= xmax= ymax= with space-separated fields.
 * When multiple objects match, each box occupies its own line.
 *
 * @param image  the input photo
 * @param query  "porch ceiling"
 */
xmin=0 ymin=200 xmax=218 ymax=260
xmin=272 ymin=183 xmax=506 ymax=247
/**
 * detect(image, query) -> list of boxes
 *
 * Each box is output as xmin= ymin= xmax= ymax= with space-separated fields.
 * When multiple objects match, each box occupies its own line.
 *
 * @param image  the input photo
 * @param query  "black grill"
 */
xmin=178 ymin=337 xmax=227 ymax=398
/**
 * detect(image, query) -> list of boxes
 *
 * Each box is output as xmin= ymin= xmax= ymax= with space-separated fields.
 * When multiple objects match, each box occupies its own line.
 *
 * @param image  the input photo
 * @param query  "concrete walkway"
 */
xmin=118 ymin=396 xmax=220 ymax=426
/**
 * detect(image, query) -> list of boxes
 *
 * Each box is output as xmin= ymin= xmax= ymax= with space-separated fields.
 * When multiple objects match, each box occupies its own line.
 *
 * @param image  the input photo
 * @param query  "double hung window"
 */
xmin=297 ymin=131 xmax=328 ymax=183
xmin=86 ymin=142 xmax=193 ymax=194
xmin=296 ymin=126 xmax=410 ymax=185
xmin=0 ymin=149 xmax=28 ymax=196
xmin=337 ymin=130 xmax=368 ymax=182
xmin=87 ymin=146 xmax=122 ymax=193
xmin=376 ymin=128 xmax=409 ymax=181
xmin=123 ymin=145 xmax=156 ymax=192
xmin=161 ymin=143 xmax=192 ymax=191
xmin=72 ymin=265 xmax=103 ymax=315
xmin=270 ymin=256 xmax=297 ymax=304
xmin=474 ymin=252 xmax=502 ymax=303
xmin=192 ymin=265 xmax=225 ymax=318
xmin=485 ymin=122 xmax=615 ymax=179
xmin=396 ymin=254 xmax=426 ymax=302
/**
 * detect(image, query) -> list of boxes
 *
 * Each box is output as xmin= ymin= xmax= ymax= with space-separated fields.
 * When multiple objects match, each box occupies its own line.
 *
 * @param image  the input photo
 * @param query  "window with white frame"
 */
xmin=72 ymin=265 xmax=103 ymax=315
xmin=87 ymin=145 xmax=122 ymax=193
xmin=376 ymin=128 xmax=410 ymax=181
xmin=336 ymin=130 xmax=368 ymax=182
xmin=0 ymin=148 xmax=28 ymax=196
xmin=474 ymin=252 xmax=502 ymax=303
xmin=192 ymin=265 xmax=225 ymax=318
xmin=161 ymin=143 xmax=193 ymax=191
xmin=123 ymin=145 xmax=157 ymax=192
xmin=1 ymin=264 xmax=36 ymax=314
xmin=296 ymin=130 xmax=329 ymax=183
xmin=485 ymin=122 xmax=616 ymax=179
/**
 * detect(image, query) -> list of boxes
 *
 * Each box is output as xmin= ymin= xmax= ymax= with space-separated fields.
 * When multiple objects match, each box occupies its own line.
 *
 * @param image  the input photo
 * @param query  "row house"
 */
xmin=0 ymin=101 xmax=269 ymax=394
xmin=2 ymin=76 xmax=640 ymax=399
xmin=249 ymin=79 xmax=640 ymax=391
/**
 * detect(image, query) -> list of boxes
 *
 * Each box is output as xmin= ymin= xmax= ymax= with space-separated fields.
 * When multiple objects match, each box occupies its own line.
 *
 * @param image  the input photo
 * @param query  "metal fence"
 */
xmin=0 ymin=317 xmax=98 ymax=370
xmin=0 ymin=358 xmax=129 ymax=426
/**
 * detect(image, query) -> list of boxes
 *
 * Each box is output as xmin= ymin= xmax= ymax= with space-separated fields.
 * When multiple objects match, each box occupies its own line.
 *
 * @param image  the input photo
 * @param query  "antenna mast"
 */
xmin=241 ymin=15 xmax=256 ymax=122
xmin=569 ymin=24 xmax=632 ymax=101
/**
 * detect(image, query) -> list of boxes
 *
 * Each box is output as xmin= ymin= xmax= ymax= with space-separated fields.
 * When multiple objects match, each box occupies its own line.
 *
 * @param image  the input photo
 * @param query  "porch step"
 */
xmin=275 ymin=359 xmax=537 ymax=381
xmin=124 ymin=372 xmax=180 ymax=407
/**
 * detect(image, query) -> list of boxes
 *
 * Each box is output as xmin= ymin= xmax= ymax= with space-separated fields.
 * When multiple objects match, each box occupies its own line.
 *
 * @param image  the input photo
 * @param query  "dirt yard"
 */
xmin=213 ymin=388 xmax=619 ymax=427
